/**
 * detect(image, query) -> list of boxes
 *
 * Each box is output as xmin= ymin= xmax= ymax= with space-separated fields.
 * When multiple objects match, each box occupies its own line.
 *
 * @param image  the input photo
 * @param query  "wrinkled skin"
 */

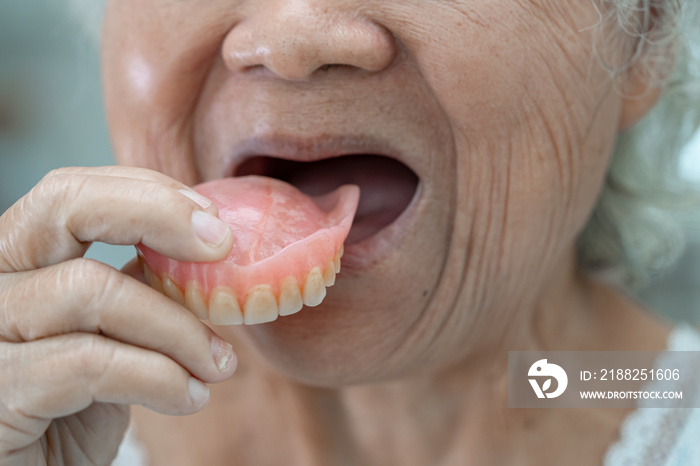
xmin=0 ymin=0 xmax=671 ymax=465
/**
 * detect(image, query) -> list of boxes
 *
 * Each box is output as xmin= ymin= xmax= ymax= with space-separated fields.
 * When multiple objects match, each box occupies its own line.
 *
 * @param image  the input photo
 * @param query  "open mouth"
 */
xmin=135 ymin=151 xmax=421 ymax=325
xmin=233 ymin=154 xmax=420 ymax=245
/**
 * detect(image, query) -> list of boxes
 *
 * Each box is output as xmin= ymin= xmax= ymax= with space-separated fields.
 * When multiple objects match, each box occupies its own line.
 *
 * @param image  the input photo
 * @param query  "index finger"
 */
xmin=0 ymin=167 xmax=234 ymax=272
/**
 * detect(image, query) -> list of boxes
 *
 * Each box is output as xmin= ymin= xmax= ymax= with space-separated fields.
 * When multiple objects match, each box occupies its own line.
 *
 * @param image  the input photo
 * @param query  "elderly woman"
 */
xmin=1 ymin=0 xmax=700 ymax=465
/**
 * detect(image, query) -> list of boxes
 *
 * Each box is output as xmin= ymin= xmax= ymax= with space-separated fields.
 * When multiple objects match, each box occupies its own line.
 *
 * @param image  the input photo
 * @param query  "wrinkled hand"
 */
xmin=0 ymin=167 xmax=237 ymax=466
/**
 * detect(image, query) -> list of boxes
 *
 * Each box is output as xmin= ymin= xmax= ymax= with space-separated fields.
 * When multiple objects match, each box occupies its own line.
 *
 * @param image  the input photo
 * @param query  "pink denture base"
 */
xmin=137 ymin=176 xmax=359 ymax=304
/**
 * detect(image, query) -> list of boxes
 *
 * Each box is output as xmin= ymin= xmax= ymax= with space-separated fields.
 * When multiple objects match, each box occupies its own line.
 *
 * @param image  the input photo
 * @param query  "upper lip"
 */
xmin=224 ymin=133 xmax=409 ymax=176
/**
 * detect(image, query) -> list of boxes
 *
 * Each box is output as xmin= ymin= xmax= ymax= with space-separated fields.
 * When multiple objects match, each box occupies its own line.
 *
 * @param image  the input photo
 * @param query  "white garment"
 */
xmin=604 ymin=324 xmax=700 ymax=466
xmin=111 ymin=424 xmax=148 ymax=466
xmin=113 ymin=325 xmax=700 ymax=466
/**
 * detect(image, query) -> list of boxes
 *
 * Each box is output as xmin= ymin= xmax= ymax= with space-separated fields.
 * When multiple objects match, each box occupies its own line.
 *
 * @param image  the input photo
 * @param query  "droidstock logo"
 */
xmin=528 ymin=359 xmax=568 ymax=399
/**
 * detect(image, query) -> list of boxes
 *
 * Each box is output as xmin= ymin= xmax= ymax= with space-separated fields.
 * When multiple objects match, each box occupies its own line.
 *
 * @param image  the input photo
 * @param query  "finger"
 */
xmin=0 ymin=167 xmax=233 ymax=272
xmin=0 ymin=258 xmax=237 ymax=383
xmin=52 ymin=166 xmax=207 ymax=193
xmin=0 ymin=334 xmax=214 ymax=428
xmin=53 ymin=166 xmax=218 ymax=216
xmin=121 ymin=256 xmax=147 ymax=284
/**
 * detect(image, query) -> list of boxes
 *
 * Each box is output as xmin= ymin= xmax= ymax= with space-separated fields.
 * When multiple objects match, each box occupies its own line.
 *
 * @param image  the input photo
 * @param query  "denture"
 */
xmin=137 ymin=176 xmax=359 ymax=325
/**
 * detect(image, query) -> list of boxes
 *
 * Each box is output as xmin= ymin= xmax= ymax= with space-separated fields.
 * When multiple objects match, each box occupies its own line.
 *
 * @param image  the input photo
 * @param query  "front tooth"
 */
xmin=162 ymin=277 xmax=186 ymax=306
xmin=244 ymin=285 xmax=278 ymax=325
xmin=150 ymin=272 xmax=164 ymax=293
xmin=302 ymin=267 xmax=326 ymax=307
xmin=323 ymin=260 xmax=336 ymax=286
xmin=185 ymin=281 xmax=209 ymax=320
xmin=143 ymin=264 xmax=154 ymax=286
xmin=209 ymin=287 xmax=243 ymax=325
xmin=333 ymin=251 xmax=341 ymax=273
xmin=279 ymin=276 xmax=303 ymax=316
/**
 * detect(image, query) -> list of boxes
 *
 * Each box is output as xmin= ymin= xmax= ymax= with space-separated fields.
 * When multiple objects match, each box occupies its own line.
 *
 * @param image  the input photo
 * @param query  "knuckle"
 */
xmin=68 ymin=334 xmax=116 ymax=382
xmin=38 ymin=168 xmax=76 ymax=195
xmin=42 ymin=167 xmax=69 ymax=180
xmin=34 ymin=169 xmax=77 ymax=211
xmin=56 ymin=260 xmax=125 ymax=325
xmin=0 ymin=169 xmax=89 ymax=272
xmin=64 ymin=257 xmax=110 ymax=282
xmin=63 ymin=259 xmax=125 ymax=307
xmin=41 ymin=167 xmax=67 ymax=182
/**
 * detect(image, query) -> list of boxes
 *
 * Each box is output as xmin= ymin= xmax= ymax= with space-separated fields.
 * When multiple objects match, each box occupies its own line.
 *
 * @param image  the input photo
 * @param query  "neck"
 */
xmin=131 ymin=252 xmax=672 ymax=466
xmin=277 ymin=253 xmax=672 ymax=465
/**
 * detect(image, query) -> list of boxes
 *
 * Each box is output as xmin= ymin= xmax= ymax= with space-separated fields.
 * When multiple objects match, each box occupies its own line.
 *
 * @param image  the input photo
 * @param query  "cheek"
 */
xmin=101 ymin=0 xmax=237 ymax=183
xmin=396 ymin=2 xmax=621 ymax=333
xmin=384 ymin=0 xmax=615 ymax=233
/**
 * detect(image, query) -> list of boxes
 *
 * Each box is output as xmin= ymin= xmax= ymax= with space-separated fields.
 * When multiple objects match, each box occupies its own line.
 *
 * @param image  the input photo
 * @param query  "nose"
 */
xmin=222 ymin=0 xmax=397 ymax=81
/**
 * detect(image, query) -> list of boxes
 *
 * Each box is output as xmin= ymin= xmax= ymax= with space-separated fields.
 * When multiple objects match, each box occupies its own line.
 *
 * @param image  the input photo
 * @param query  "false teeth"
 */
xmin=323 ymin=260 xmax=336 ymax=287
xmin=302 ymin=267 xmax=327 ymax=307
xmin=137 ymin=177 xmax=357 ymax=325
xmin=243 ymin=285 xmax=278 ymax=325
xmin=209 ymin=287 xmax=243 ymax=325
xmin=142 ymin=246 xmax=344 ymax=325
xmin=334 ymin=245 xmax=343 ymax=273
xmin=149 ymin=270 xmax=163 ymax=294
xmin=185 ymin=281 xmax=208 ymax=320
xmin=279 ymin=276 xmax=304 ymax=316
xmin=163 ymin=277 xmax=185 ymax=307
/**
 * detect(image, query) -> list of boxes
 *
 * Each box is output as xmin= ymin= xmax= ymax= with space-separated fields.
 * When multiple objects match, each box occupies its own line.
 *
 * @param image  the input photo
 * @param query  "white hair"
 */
xmin=67 ymin=0 xmax=700 ymax=289
xmin=577 ymin=0 xmax=700 ymax=289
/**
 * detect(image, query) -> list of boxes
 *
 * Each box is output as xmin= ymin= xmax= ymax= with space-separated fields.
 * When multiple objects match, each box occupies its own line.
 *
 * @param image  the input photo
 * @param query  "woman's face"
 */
xmin=102 ymin=0 xmax=626 ymax=385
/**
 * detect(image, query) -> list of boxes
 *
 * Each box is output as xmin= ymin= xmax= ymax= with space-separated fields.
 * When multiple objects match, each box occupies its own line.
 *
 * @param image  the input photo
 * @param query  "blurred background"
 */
xmin=0 ymin=0 xmax=132 ymax=268
xmin=1 ymin=1 xmax=700 ymax=324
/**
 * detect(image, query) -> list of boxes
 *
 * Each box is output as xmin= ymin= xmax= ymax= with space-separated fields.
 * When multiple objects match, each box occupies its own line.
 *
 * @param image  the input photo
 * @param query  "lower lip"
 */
xmin=341 ymin=182 xmax=424 ymax=271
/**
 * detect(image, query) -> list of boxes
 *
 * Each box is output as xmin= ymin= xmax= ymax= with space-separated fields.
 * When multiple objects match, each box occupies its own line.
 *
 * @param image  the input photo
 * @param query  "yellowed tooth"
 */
xmin=303 ymin=267 xmax=326 ymax=307
xmin=143 ymin=264 xmax=153 ymax=285
xmin=323 ymin=260 xmax=336 ymax=287
xmin=150 ymin=272 xmax=164 ymax=294
xmin=185 ymin=281 xmax=209 ymax=321
xmin=162 ymin=277 xmax=186 ymax=306
xmin=333 ymin=251 xmax=341 ymax=274
xmin=209 ymin=287 xmax=243 ymax=325
xmin=339 ymin=245 xmax=344 ymax=258
xmin=244 ymin=285 xmax=278 ymax=325
xmin=279 ymin=276 xmax=303 ymax=316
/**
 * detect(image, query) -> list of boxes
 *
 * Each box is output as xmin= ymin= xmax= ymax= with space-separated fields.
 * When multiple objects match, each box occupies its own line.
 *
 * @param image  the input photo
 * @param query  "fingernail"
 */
xmin=188 ymin=377 xmax=210 ymax=408
xmin=178 ymin=189 xmax=213 ymax=209
xmin=211 ymin=335 xmax=237 ymax=373
xmin=192 ymin=210 xmax=231 ymax=248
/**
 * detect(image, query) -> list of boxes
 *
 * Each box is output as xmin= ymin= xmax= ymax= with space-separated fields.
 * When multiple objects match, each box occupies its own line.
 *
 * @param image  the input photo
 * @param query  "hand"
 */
xmin=0 ymin=167 xmax=237 ymax=466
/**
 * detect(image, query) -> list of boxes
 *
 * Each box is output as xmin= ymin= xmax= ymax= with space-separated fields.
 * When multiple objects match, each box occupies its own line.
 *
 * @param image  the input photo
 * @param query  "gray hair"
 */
xmin=67 ymin=0 xmax=700 ymax=289
xmin=577 ymin=0 xmax=700 ymax=289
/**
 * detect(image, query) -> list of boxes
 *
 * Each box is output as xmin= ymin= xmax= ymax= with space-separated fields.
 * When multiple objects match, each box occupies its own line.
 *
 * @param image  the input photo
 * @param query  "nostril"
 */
xmin=220 ymin=5 xmax=397 ymax=81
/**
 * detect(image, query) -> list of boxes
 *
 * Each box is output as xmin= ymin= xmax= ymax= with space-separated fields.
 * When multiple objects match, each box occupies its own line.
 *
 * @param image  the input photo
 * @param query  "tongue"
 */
xmin=196 ymin=175 xmax=360 ymax=266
